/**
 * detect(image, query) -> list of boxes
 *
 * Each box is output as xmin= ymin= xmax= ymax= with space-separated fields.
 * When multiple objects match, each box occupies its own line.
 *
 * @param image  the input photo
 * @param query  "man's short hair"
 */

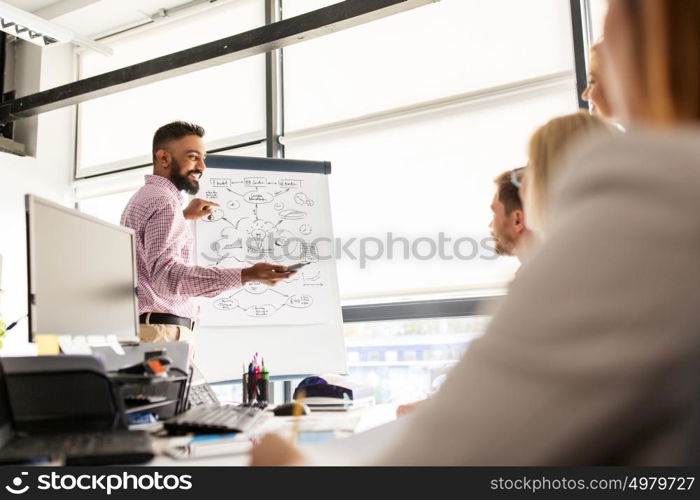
xmin=494 ymin=170 xmax=523 ymax=214
xmin=152 ymin=121 xmax=205 ymax=164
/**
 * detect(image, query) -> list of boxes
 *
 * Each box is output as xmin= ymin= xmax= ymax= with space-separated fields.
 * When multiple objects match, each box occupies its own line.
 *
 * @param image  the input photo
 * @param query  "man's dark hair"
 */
xmin=494 ymin=170 xmax=523 ymax=214
xmin=152 ymin=121 xmax=205 ymax=164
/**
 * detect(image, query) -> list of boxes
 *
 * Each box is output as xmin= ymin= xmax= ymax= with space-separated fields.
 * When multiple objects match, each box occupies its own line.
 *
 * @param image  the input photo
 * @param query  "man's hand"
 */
xmin=241 ymin=262 xmax=295 ymax=286
xmin=249 ymin=433 xmax=309 ymax=466
xmin=183 ymin=198 xmax=220 ymax=220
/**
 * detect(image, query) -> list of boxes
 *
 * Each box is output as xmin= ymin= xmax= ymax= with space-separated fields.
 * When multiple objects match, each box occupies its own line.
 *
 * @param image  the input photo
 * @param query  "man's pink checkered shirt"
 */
xmin=121 ymin=175 xmax=242 ymax=320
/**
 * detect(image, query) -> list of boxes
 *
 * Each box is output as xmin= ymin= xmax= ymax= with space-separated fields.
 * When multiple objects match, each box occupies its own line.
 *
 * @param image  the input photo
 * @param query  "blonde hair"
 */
xmin=524 ymin=112 xmax=616 ymax=234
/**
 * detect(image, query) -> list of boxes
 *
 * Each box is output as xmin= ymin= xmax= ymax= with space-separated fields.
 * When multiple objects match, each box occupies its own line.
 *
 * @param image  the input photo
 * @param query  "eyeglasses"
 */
xmin=510 ymin=167 xmax=526 ymax=188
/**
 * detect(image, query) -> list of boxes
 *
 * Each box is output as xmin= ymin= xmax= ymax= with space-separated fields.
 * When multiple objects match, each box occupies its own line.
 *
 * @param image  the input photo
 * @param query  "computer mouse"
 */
xmin=272 ymin=401 xmax=311 ymax=416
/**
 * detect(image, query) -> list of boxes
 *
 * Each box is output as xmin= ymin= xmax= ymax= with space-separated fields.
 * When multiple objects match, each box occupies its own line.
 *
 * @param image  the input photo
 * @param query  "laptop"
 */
xmin=0 ymin=357 xmax=154 ymax=465
xmin=186 ymin=363 xmax=221 ymax=407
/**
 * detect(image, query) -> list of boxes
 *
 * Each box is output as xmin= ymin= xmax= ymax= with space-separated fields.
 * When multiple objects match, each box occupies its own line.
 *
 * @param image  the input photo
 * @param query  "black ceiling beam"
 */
xmin=0 ymin=0 xmax=436 ymax=124
xmin=569 ymin=0 xmax=589 ymax=109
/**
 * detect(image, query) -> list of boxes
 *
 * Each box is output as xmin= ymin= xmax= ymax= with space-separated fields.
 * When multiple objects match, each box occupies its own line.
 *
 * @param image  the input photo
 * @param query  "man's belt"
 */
xmin=139 ymin=312 xmax=194 ymax=330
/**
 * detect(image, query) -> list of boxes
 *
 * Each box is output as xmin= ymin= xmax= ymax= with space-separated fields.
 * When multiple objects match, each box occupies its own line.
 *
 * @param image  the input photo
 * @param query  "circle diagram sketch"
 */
xmin=195 ymin=169 xmax=336 ymax=326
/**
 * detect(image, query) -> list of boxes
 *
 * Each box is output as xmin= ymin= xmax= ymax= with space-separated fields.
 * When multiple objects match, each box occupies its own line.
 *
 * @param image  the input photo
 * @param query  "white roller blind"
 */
xmin=283 ymin=0 xmax=575 ymax=131
xmin=76 ymin=0 xmax=266 ymax=178
xmin=284 ymin=81 xmax=578 ymax=300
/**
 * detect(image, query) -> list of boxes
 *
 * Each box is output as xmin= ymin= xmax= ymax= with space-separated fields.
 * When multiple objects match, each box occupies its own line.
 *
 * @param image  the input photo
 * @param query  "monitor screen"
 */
xmin=25 ymin=195 xmax=139 ymax=341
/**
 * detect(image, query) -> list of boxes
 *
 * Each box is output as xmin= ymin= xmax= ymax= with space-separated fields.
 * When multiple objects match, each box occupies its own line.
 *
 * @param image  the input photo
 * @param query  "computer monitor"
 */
xmin=25 ymin=195 xmax=139 ymax=341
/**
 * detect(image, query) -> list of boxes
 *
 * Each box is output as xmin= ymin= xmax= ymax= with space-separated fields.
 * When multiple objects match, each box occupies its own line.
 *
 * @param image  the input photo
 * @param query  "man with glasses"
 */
xmin=396 ymin=167 xmax=532 ymax=417
xmin=489 ymin=167 xmax=531 ymax=263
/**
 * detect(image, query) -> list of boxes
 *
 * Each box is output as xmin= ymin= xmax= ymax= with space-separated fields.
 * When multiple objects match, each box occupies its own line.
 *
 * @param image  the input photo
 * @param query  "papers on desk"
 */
xmin=304 ymin=396 xmax=375 ymax=411
xmin=160 ymin=412 xmax=365 ymax=461
xmin=261 ymin=413 xmax=363 ymax=434
xmin=164 ymin=434 xmax=252 ymax=460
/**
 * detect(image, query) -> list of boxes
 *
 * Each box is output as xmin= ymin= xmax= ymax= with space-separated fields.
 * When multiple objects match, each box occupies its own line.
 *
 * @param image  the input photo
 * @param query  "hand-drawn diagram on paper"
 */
xmin=195 ymin=169 xmax=336 ymax=326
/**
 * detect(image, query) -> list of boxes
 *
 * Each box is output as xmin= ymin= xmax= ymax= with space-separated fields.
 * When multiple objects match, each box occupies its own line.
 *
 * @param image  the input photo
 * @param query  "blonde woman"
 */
xmin=581 ymin=40 xmax=614 ymax=118
xmin=520 ymin=111 xmax=616 ymax=235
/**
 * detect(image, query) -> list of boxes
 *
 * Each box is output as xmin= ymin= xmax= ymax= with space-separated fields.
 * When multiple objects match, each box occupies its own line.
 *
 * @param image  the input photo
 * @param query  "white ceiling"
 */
xmin=3 ymin=0 xmax=208 ymax=38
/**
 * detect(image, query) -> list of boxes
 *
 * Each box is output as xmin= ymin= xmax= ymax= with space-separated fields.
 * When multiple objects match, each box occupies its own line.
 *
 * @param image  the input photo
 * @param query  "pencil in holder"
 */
xmin=242 ymin=371 xmax=269 ymax=407
xmin=242 ymin=372 xmax=250 ymax=404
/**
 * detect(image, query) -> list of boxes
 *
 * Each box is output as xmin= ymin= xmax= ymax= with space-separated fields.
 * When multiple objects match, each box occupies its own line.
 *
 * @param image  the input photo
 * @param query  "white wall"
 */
xmin=0 ymin=42 xmax=76 ymax=351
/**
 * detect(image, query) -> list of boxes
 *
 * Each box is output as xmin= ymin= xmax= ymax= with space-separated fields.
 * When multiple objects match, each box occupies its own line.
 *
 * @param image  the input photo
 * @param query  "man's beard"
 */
xmin=492 ymin=233 xmax=514 ymax=257
xmin=169 ymin=158 xmax=200 ymax=195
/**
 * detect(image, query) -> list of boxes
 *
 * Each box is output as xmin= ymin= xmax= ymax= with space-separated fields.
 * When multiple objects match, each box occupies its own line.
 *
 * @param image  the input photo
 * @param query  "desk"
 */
xmin=148 ymin=404 xmax=397 ymax=466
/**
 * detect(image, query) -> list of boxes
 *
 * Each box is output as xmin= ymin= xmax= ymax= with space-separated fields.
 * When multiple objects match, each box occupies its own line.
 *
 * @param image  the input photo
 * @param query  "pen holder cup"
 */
xmin=242 ymin=372 xmax=269 ymax=407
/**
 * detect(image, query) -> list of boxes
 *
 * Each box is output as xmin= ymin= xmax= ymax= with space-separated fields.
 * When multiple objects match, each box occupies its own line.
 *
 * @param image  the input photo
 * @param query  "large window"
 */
xmin=344 ymin=315 xmax=490 ymax=403
xmin=278 ymin=0 xmax=579 ymax=397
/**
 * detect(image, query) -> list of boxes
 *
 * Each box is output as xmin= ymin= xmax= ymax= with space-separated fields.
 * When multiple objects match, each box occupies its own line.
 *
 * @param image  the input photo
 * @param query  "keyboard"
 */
xmin=0 ymin=430 xmax=154 ymax=465
xmin=164 ymin=405 xmax=264 ymax=435
xmin=188 ymin=382 xmax=220 ymax=407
